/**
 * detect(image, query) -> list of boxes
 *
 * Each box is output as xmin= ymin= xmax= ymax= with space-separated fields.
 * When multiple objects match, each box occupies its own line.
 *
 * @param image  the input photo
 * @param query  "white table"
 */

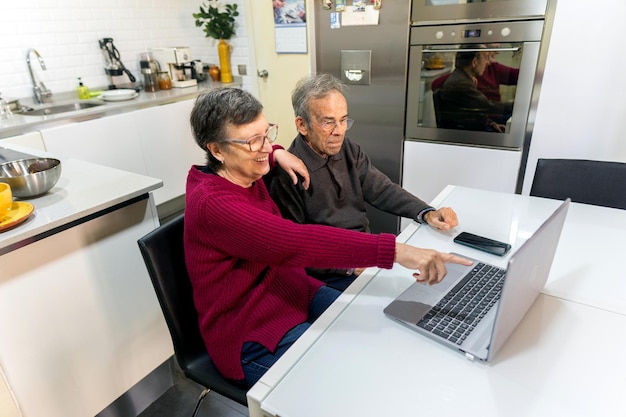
xmin=425 ymin=186 xmax=626 ymax=316
xmin=247 ymin=186 xmax=626 ymax=417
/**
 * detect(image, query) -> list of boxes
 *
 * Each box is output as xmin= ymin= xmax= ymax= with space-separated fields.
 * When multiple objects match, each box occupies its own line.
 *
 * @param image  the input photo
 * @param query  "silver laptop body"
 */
xmin=383 ymin=199 xmax=570 ymax=362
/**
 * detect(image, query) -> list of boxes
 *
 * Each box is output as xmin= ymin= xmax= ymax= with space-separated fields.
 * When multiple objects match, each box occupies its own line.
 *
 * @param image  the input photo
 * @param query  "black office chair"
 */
xmin=530 ymin=158 xmax=626 ymax=210
xmin=137 ymin=214 xmax=248 ymax=417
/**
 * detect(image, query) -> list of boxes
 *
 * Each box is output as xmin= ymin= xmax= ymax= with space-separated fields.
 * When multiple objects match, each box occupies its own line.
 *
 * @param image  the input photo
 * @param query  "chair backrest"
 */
xmin=432 ymin=88 xmax=443 ymax=128
xmin=530 ymin=158 xmax=626 ymax=210
xmin=431 ymin=73 xmax=450 ymax=92
xmin=137 ymin=214 xmax=247 ymax=405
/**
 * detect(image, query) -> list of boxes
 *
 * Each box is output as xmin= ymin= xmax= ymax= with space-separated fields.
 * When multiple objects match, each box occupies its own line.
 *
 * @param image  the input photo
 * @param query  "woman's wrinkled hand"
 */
xmin=395 ymin=243 xmax=473 ymax=285
xmin=272 ymin=149 xmax=310 ymax=190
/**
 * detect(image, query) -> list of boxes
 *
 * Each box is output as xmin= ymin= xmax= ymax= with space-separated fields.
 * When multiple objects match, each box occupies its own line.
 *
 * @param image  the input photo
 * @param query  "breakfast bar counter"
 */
xmin=0 ymin=145 xmax=163 ymax=254
xmin=0 ymin=143 xmax=173 ymax=417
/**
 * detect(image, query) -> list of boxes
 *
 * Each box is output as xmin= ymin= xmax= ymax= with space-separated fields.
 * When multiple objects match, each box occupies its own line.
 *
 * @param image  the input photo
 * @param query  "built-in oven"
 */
xmin=404 ymin=19 xmax=544 ymax=149
xmin=411 ymin=0 xmax=549 ymax=25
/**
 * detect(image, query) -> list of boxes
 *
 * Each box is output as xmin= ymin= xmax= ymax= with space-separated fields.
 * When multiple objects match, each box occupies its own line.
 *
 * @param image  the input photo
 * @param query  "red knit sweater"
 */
xmin=184 ymin=165 xmax=396 ymax=380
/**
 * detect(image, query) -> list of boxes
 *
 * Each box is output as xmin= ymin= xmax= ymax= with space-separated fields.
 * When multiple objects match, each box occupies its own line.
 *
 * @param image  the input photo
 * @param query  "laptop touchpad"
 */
xmin=383 ymin=266 xmax=464 ymax=323
xmin=383 ymin=261 xmax=472 ymax=324
xmin=430 ymin=262 xmax=469 ymax=293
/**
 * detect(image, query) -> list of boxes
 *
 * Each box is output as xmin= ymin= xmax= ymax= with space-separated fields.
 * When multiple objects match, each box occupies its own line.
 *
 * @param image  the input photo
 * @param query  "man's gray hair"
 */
xmin=291 ymin=73 xmax=347 ymax=127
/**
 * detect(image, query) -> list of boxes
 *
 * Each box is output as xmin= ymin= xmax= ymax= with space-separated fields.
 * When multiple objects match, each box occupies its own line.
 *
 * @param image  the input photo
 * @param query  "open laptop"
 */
xmin=384 ymin=198 xmax=570 ymax=362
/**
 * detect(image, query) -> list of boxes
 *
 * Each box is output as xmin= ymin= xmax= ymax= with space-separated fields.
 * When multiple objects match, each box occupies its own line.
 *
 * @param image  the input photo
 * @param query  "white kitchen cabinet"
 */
xmin=40 ymin=112 xmax=147 ymax=176
xmin=0 ymin=131 xmax=46 ymax=151
xmin=0 ymin=197 xmax=171 ymax=417
xmin=403 ymin=140 xmax=521 ymax=202
xmin=39 ymin=99 xmax=204 ymax=206
xmin=134 ymin=100 xmax=205 ymax=205
xmin=401 ymin=140 xmax=521 ymax=230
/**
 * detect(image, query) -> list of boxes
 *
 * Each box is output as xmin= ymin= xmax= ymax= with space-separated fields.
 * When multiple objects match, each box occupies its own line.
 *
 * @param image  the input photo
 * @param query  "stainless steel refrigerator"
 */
xmin=313 ymin=1 xmax=410 ymax=234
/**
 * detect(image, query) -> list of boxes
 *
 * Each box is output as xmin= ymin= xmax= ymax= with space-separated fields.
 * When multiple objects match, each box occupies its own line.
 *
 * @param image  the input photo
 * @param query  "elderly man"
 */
xmin=269 ymin=74 xmax=460 ymax=291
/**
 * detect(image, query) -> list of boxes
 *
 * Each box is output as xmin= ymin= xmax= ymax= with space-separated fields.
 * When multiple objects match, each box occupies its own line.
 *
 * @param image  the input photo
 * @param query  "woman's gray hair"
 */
xmin=190 ymin=88 xmax=264 ymax=170
xmin=291 ymin=73 xmax=347 ymax=127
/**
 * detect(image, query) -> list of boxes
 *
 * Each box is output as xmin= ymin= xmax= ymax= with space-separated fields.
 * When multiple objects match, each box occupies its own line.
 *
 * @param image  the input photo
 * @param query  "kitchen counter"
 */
xmin=0 ymin=77 xmax=242 ymax=139
xmin=0 ymin=142 xmax=172 ymax=417
xmin=0 ymin=78 xmax=242 ymax=214
xmin=0 ymin=143 xmax=162 ymax=255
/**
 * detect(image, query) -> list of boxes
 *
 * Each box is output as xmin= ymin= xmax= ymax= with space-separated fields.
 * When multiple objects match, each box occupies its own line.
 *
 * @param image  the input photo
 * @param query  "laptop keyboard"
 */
xmin=416 ymin=262 xmax=506 ymax=345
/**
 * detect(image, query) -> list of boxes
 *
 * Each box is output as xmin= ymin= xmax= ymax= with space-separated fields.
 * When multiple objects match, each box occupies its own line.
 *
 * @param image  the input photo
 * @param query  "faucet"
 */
xmin=26 ymin=48 xmax=53 ymax=104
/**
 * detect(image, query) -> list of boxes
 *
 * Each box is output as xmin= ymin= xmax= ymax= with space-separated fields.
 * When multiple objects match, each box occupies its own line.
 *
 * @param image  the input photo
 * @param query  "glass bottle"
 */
xmin=158 ymin=71 xmax=172 ymax=90
xmin=143 ymin=69 xmax=159 ymax=92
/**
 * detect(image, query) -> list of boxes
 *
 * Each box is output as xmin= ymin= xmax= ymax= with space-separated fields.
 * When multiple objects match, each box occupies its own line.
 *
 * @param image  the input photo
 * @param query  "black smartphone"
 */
xmin=453 ymin=232 xmax=512 ymax=256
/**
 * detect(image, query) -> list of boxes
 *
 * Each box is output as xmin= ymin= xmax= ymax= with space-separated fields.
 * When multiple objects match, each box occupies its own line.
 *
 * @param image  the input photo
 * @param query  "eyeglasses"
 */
xmin=222 ymin=124 xmax=278 ymax=152
xmin=315 ymin=118 xmax=354 ymax=133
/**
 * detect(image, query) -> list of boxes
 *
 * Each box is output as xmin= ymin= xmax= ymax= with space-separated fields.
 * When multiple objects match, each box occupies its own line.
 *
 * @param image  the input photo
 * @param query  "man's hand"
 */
xmin=272 ymin=148 xmax=310 ymax=190
xmin=354 ymin=267 xmax=366 ymax=276
xmin=489 ymin=121 xmax=506 ymax=132
xmin=424 ymin=207 xmax=459 ymax=231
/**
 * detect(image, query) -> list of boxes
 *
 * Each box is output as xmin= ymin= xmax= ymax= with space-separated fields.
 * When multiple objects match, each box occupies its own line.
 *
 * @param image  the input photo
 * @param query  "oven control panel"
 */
xmin=411 ymin=20 xmax=543 ymax=45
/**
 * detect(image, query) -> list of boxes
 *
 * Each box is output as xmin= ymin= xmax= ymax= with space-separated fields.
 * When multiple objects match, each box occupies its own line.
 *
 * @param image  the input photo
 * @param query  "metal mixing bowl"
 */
xmin=0 ymin=158 xmax=62 ymax=198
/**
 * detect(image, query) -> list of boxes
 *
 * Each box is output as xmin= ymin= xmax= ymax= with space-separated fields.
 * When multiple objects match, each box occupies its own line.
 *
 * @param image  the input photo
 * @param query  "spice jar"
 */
xmin=208 ymin=65 xmax=220 ymax=82
xmin=158 ymin=71 xmax=172 ymax=90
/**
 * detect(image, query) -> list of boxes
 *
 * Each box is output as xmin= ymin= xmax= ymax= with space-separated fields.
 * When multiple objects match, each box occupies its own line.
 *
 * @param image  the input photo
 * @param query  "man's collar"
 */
xmin=292 ymin=134 xmax=342 ymax=171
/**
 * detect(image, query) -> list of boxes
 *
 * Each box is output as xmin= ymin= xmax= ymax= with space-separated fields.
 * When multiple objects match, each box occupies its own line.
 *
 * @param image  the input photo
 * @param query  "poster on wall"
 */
xmin=273 ymin=0 xmax=307 ymax=54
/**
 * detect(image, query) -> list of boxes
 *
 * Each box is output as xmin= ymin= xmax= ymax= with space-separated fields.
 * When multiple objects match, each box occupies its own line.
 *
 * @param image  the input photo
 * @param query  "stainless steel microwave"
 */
xmin=411 ymin=0 xmax=550 ymax=25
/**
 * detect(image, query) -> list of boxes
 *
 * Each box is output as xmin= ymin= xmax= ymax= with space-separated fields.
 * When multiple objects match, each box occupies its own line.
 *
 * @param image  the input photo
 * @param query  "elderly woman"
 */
xmin=185 ymin=88 xmax=471 ymax=387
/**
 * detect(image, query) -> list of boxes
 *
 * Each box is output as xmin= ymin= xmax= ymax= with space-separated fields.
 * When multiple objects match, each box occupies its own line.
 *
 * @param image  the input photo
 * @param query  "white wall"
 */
xmin=0 ymin=0 xmax=253 ymax=101
xmin=521 ymin=0 xmax=626 ymax=193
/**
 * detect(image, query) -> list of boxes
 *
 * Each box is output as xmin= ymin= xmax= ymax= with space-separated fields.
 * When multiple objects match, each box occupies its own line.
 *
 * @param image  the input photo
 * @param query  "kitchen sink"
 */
xmin=20 ymin=101 xmax=104 ymax=116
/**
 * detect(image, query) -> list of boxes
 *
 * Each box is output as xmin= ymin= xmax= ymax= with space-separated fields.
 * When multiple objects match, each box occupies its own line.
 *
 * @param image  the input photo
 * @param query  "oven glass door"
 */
xmin=405 ymin=21 xmax=542 ymax=149
xmin=411 ymin=0 xmax=548 ymax=24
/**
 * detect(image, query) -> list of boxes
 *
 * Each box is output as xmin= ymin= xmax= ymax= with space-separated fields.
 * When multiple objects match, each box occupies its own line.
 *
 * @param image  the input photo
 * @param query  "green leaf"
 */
xmin=192 ymin=2 xmax=238 ymax=40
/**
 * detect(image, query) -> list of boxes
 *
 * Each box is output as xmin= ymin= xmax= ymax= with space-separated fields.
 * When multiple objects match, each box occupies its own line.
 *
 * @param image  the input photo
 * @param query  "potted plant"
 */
xmin=193 ymin=1 xmax=239 ymax=83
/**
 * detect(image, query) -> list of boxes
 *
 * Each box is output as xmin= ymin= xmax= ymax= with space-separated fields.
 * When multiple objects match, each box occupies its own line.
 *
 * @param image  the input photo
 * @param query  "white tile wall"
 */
xmin=0 ymin=0 xmax=251 ymax=101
